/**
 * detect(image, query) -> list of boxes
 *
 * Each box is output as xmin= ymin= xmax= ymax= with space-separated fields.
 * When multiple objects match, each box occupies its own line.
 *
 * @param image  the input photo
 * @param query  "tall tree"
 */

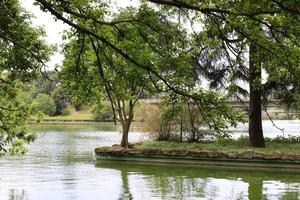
xmin=61 ymin=5 xmax=199 ymax=147
xmin=32 ymin=0 xmax=299 ymax=147
xmin=0 ymin=0 xmax=51 ymax=154
xmin=248 ymin=43 xmax=264 ymax=147
xmin=173 ymin=1 xmax=300 ymax=147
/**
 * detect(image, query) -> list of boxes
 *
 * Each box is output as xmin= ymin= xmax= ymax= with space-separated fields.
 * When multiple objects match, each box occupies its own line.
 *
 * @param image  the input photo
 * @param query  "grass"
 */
xmin=40 ymin=102 xmax=149 ymax=122
xmin=136 ymin=137 xmax=300 ymax=155
xmin=42 ymin=106 xmax=94 ymax=121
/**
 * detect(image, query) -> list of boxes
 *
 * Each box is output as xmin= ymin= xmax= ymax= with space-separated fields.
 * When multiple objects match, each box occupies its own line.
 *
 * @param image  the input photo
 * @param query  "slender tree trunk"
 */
xmin=121 ymin=123 xmax=130 ymax=148
xmin=180 ymin=114 xmax=183 ymax=142
xmin=120 ymin=100 xmax=134 ymax=148
xmin=286 ymin=108 xmax=292 ymax=120
xmin=249 ymin=43 xmax=265 ymax=147
xmin=187 ymin=102 xmax=196 ymax=142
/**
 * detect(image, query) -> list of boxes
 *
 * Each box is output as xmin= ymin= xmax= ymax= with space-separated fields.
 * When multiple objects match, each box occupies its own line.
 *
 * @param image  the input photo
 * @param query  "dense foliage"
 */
xmin=33 ymin=93 xmax=56 ymax=116
xmin=59 ymin=4 xmax=245 ymax=147
xmin=0 ymin=0 xmax=50 ymax=154
xmin=1 ymin=0 xmax=299 ymax=152
xmin=32 ymin=0 xmax=299 ymax=147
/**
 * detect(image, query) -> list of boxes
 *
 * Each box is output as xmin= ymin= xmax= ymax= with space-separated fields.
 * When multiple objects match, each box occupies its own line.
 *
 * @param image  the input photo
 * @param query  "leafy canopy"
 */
xmin=0 ymin=0 xmax=51 ymax=154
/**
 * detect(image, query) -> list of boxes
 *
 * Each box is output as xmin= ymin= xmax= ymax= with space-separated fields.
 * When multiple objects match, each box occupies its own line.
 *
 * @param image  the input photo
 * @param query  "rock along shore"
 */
xmin=95 ymin=146 xmax=300 ymax=161
xmin=95 ymin=146 xmax=300 ymax=171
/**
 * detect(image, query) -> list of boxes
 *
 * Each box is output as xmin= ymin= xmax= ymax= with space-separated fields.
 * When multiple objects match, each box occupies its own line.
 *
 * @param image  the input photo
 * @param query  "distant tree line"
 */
xmin=1 ymin=0 xmax=299 ymax=152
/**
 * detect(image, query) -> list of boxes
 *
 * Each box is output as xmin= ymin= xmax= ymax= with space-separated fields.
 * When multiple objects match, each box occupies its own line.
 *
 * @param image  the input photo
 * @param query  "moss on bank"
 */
xmin=136 ymin=139 xmax=300 ymax=155
xmin=95 ymin=137 xmax=300 ymax=162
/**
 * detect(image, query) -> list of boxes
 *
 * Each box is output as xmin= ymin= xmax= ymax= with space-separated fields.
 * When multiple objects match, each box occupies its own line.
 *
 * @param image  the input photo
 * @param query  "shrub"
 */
xmin=16 ymin=91 xmax=33 ymax=106
xmin=140 ymin=104 xmax=177 ymax=141
xmin=269 ymin=135 xmax=300 ymax=144
xmin=60 ymin=107 xmax=70 ymax=116
xmin=91 ymin=101 xmax=113 ymax=121
xmin=217 ymin=136 xmax=250 ymax=147
xmin=51 ymin=86 xmax=68 ymax=115
xmin=33 ymin=93 xmax=56 ymax=116
xmin=133 ymin=102 xmax=149 ymax=122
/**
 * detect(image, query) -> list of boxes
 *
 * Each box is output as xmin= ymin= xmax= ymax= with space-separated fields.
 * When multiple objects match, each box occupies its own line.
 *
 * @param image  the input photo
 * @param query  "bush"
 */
xmin=60 ymin=107 xmax=70 ymax=116
xmin=16 ymin=91 xmax=33 ymax=106
xmin=33 ymin=93 xmax=56 ymax=116
xmin=51 ymin=86 xmax=68 ymax=115
xmin=268 ymin=135 xmax=300 ymax=144
xmin=133 ymin=102 xmax=148 ymax=122
xmin=216 ymin=136 xmax=250 ymax=147
xmin=140 ymin=104 xmax=178 ymax=141
xmin=91 ymin=101 xmax=113 ymax=121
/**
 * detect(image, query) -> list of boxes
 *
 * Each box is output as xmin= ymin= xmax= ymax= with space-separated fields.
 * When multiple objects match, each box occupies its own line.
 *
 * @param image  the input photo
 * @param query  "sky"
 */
xmin=19 ymin=0 xmax=139 ymax=70
xmin=20 ymin=0 xmax=67 ymax=70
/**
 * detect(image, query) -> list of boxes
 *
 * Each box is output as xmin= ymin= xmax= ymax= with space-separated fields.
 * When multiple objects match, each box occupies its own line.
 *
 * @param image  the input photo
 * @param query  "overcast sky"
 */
xmin=20 ymin=0 xmax=66 ymax=70
xmin=19 ymin=0 xmax=139 ymax=70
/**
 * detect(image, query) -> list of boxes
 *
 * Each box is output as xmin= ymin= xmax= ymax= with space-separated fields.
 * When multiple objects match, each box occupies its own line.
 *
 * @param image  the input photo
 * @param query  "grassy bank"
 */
xmin=40 ymin=104 xmax=147 ymax=122
xmin=135 ymin=138 xmax=300 ymax=155
xmin=39 ymin=102 xmax=299 ymax=123
xmin=95 ymin=136 xmax=300 ymax=165
xmin=42 ymin=106 xmax=93 ymax=122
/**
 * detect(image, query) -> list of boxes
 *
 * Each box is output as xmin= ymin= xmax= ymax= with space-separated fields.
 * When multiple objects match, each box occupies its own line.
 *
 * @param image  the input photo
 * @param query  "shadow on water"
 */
xmin=96 ymin=161 xmax=300 ymax=200
xmin=8 ymin=190 xmax=26 ymax=200
xmin=29 ymin=122 xmax=143 ymax=133
xmin=29 ymin=123 xmax=119 ymax=132
xmin=3 ymin=122 xmax=300 ymax=200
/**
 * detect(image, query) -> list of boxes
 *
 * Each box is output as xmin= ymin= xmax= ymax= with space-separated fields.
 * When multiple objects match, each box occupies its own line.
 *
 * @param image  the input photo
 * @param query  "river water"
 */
xmin=0 ymin=121 xmax=299 ymax=200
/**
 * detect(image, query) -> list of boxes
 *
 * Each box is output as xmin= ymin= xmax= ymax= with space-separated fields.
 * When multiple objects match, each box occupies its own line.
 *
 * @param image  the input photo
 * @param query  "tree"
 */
xmin=34 ymin=93 xmax=56 ymax=116
xmin=51 ymin=86 xmax=68 ymax=115
xmin=142 ymin=1 xmax=298 ymax=147
xmin=0 ymin=0 xmax=51 ymax=154
xmin=33 ymin=71 xmax=59 ymax=96
xmin=60 ymin=5 xmax=200 ymax=147
xmin=30 ymin=71 xmax=69 ymax=115
xmin=32 ymin=0 xmax=295 ymax=147
xmin=193 ymin=1 xmax=299 ymax=147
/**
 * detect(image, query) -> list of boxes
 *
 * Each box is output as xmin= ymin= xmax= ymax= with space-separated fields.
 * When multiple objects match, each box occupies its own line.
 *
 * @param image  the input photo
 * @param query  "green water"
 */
xmin=0 ymin=123 xmax=299 ymax=200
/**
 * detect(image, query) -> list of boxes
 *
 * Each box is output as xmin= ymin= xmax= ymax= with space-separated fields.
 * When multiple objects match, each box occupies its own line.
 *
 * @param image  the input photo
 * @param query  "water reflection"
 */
xmin=96 ymin=161 xmax=300 ymax=200
xmin=29 ymin=122 xmax=142 ymax=133
xmin=0 ymin=123 xmax=299 ymax=200
xmin=8 ymin=189 xmax=27 ymax=200
xmin=119 ymin=170 xmax=133 ymax=200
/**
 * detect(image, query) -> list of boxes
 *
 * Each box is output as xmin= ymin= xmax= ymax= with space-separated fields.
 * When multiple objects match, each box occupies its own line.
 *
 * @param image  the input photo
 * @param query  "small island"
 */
xmin=95 ymin=139 xmax=300 ymax=172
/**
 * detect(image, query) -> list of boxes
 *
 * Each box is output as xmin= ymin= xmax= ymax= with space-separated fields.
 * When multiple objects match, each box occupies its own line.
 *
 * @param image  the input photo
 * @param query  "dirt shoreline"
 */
xmin=95 ymin=146 xmax=300 ymax=162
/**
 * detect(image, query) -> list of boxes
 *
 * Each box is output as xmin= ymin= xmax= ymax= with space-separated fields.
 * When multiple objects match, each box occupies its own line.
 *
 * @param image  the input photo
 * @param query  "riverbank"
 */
xmin=136 ymin=139 xmax=300 ymax=154
xmin=38 ymin=103 xmax=150 ymax=123
xmin=95 ymin=140 xmax=300 ymax=171
xmin=36 ymin=103 xmax=299 ymax=123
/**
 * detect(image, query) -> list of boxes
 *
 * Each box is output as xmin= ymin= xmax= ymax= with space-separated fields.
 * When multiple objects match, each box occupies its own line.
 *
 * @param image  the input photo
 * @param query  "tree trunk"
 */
xmin=187 ymin=102 xmax=196 ymax=142
xmin=286 ymin=108 xmax=292 ymax=120
xmin=121 ymin=123 xmax=130 ymax=148
xmin=180 ymin=114 xmax=183 ymax=142
xmin=249 ymin=43 xmax=265 ymax=147
xmin=120 ymin=100 xmax=134 ymax=148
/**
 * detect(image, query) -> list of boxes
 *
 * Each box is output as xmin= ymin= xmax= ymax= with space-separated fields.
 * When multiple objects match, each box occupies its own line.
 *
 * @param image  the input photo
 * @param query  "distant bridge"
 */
xmin=141 ymin=99 xmax=278 ymax=108
xmin=140 ymin=99 xmax=299 ymax=119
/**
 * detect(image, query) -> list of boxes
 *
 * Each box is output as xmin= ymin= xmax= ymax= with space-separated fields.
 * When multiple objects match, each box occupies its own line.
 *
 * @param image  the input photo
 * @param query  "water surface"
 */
xmin=0 ymin=122 xmax=299 ymax=200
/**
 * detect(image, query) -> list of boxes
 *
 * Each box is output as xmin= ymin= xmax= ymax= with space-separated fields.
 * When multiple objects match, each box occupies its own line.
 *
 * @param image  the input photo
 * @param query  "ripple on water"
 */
xmin=0 ymin=124 xmax=300 ymax=200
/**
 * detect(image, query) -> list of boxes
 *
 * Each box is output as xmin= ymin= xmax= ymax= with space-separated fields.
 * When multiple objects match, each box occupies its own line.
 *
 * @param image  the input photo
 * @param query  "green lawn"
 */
xmin=136 ymin=139 xmax=300 ymax=155
xmin=41 ymin=103 xmax=148 ymax=122
xmin=43 ymin=106 xmax=93 ymax=121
